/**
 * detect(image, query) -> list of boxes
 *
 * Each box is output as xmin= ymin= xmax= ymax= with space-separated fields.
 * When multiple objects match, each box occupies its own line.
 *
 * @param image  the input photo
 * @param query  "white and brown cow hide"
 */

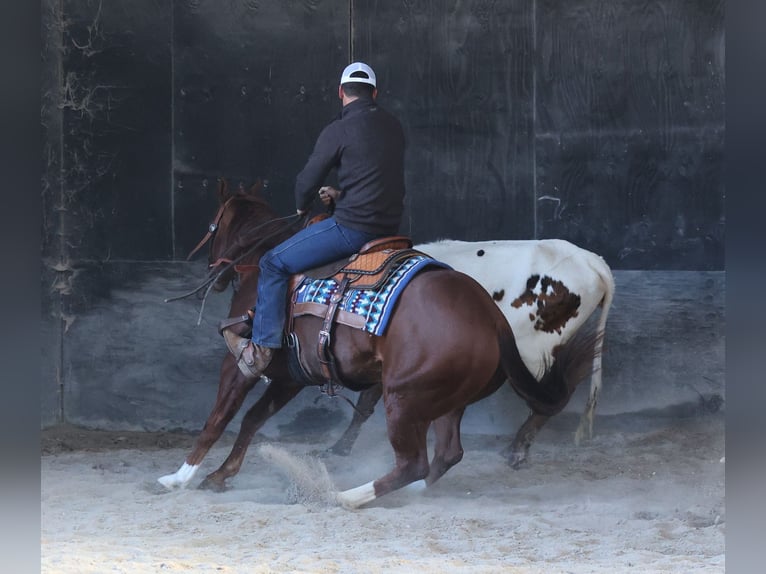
xmin=415 ymin=239 xmax=615 ymax=443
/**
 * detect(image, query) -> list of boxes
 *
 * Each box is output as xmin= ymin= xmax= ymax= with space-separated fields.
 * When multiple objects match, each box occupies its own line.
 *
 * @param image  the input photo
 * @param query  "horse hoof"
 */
xmin=306 ymin=448 xmax=335 ymax=461
xmin=327 ymin=444 xmax=352 ymax=457
xmin=335 ymin=481 xmax=376 ymax=509
xmin=157 ymin=462 xmax=199 ymax=490
xmin=404 ymin=479 xmax=427 ymax=493
xmin=157 ymin=475 xmax=180 ymax=490
xmin=197 ymin=478 xmax=228 ymax=493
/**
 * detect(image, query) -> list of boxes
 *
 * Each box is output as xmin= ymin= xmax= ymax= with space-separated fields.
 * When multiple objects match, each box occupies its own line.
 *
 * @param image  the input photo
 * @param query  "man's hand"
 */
xmin=318 ymin=186 xmax=342 ymax=206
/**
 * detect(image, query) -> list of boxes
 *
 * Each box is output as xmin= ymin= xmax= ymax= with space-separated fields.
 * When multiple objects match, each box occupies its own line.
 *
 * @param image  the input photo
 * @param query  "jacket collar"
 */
xmin=340 ymin=98 xmax=377 ymax=119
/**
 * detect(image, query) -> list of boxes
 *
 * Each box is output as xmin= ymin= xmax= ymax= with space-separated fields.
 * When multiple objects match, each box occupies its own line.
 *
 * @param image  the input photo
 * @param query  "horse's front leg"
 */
xmin=327 ymin=384 xmax=383 ymax=456
xmin=158 ymin=355 xmax=257 ymax=489
xmin=503 ymin=411 xmax=550 ymax=469
xmin=198 ymin=377 xmax=303 ymax=491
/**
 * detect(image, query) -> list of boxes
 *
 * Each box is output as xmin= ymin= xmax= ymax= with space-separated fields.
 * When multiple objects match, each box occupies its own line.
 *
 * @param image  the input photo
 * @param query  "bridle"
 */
xmin=186 ymin=196 xmax=302 ymax=271
xmin=166 ymin=199 xmax=306 ymax=324
xmin=185 ymin=196 xmax=235 ymax=263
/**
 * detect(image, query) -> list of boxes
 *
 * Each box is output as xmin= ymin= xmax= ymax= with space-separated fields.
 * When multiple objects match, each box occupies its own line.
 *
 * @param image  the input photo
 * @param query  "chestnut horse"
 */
xmin=159 ymin=183 xmax=600 ymax=508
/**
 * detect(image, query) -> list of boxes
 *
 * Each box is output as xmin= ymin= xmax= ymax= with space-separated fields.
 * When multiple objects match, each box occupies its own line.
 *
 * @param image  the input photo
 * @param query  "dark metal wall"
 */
xmin=533 ymin=0 xmax=725 ymax=269
xmin=355 ymin=1 xmax=538 ymax=243
xmin=41 ymin=0 xmax=725 ymax=430
xmin=355 ymin=0 xmax=724 ymax=268
xmin=172 ymin=1 xmax=350 ymax=254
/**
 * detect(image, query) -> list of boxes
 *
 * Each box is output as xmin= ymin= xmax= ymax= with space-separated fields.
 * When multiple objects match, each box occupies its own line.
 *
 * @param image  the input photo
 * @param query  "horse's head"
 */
xmin=202 ymin=179 xmax=260 ymax=291
xmin=195 ymin=178 xmax=294 ymax=292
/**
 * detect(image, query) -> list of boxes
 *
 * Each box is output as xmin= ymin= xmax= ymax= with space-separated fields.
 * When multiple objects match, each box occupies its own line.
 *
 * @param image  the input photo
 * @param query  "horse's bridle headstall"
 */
xmin=166 ymin=203 xmax=306 ymax=322
xmin=185 ymin=196 xmax=235 ymax=265
xmin=186 ymin=198 xmax=306 ymax=273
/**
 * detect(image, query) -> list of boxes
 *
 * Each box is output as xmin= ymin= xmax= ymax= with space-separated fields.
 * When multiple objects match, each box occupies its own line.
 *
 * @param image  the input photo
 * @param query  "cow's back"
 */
xmin=415 ymin=239 xmax=614 ymax=378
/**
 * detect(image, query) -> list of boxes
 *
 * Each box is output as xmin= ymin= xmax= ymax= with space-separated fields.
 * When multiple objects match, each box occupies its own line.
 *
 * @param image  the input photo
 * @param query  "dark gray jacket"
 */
xmin=294 ymin=98 xmax=405 ymax=236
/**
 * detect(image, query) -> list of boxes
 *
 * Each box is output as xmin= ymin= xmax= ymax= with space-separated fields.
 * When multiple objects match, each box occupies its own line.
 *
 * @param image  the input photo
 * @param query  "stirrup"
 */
xmin=221 ymin=329 xmax=273 ymax=380
xmin=218 ymin=310 xmax=254 ymax=336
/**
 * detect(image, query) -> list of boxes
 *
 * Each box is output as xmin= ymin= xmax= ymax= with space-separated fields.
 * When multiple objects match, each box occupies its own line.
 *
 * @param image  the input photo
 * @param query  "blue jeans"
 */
xmin=251 ymin=217 xmax=381 ymax=348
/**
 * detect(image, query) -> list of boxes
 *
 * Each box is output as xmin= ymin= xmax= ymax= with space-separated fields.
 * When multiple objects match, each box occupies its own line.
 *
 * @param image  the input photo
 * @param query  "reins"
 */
xmin=313 ymin=390 xmax=368 ymax=417
xmin=165 ymin=210 xmax=306 ymax=325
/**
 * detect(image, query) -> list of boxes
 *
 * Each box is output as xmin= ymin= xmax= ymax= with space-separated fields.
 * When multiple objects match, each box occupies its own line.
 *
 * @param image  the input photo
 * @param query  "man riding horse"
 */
xmin=221 ymin=61 xmax=407 ymax=380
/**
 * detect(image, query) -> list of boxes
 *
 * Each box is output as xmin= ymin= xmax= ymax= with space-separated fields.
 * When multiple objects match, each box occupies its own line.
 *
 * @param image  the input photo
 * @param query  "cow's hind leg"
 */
xmin=425 ymin=408 xmax=466 ymax=486
xmin=198 ymin=377 xmax=303 ymax=491
xmin=159 ymin=355 xmax=256 ymax=489
xmin=327 ymin=385 xmax=383 ymax=456
xmin=504 ymin=411 xmax=550 ymax=469
xmin=507 ymin=328 xmax=603 ymax=467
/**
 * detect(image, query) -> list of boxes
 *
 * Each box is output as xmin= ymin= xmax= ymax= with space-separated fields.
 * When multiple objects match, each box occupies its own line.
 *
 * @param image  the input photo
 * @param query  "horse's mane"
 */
xmin=219 ymin=180 xmax=297 ymax=254
xmin=235 ymin=196 xmax=296 ymax=251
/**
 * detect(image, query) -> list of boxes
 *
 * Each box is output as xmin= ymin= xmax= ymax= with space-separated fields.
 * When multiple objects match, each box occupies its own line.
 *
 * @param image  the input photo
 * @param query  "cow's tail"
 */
xmin=574 ymin=256 xmax=616 ymax=444
xmin=499 ymin=325 xmax=604 ymax=418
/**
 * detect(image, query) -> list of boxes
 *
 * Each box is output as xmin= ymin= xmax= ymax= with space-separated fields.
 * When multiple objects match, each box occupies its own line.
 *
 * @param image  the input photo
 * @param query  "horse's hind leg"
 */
xmin=336 ymin=404 xmax=430 ymax=508
xmin=199 ymin=378 xmax=303 ymax=491
xmin=158 ymin=355 xmax=256 ymax=489
xmin=327 ymin=385 xmax=383 ymax=456
xmin=426 ymin=408 xmax=466 ymax=486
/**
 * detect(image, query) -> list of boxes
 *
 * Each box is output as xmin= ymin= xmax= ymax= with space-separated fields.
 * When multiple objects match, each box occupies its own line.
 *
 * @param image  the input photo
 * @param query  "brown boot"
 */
xmin=221 ymin=329 xmax=274 ymax=380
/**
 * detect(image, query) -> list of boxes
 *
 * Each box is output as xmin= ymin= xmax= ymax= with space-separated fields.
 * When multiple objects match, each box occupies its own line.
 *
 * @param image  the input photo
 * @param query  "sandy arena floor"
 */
xmin=41 ymin=409 xmax=725 ymax=573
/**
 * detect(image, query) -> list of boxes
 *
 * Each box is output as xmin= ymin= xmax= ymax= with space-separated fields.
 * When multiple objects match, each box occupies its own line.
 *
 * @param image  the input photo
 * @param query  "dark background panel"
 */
xmin=62 ymin=261 xmax=230 ymax=430
xmin=354 ymin=0 xmax=536 ymax=242
xmin=535 ymin=0 xmax=724 ymax=270
xmin=59 ymin=0 xmax=173 ymax=261
xmin=536 ymin=0 xmax=725 ymax=134
xmin=172 ymin=0 xmax=350 ymax=257
xmin=535 ymin=128 xmax=724 ymax=269
xmin=597 ymin=271 xmax=724 ymax=413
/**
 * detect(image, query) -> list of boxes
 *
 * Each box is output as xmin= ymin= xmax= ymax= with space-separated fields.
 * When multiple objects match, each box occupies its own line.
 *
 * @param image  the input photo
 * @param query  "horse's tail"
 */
xmin=499 ymin=326 xmax=603 ymax=417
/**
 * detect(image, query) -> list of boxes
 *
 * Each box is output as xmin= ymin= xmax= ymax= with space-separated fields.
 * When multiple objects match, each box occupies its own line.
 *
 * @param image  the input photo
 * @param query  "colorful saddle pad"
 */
xmin=293 ymin=254 xmax=451 ymax=336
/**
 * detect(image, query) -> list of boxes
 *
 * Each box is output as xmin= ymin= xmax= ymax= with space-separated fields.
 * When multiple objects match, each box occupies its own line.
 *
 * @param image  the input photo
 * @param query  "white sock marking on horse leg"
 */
xmin=157 ymin=462 xmax=199 ymax=489
xmin=336 ymin=481 xmax=376 ymax=509
xmin=405 ymin=479 xmax=427 ymax=493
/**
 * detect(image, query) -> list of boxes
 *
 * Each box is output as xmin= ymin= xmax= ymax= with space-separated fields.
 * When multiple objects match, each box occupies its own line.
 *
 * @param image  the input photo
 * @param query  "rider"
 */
xmin=222 ymin=61 xmax=407 ymax=380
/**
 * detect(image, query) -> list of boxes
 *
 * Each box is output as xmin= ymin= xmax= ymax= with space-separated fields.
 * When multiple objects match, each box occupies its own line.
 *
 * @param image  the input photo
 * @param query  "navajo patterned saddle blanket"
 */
xmin=291 ymin=251 xmax=450 ymax=336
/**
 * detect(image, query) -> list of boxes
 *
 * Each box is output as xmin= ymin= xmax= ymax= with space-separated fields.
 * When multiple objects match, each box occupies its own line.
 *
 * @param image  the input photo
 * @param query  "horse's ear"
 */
xmin=249 ymin=179 xmax=264 ymax=197
xmin=217 ymin=178 xmax=230 ymax=203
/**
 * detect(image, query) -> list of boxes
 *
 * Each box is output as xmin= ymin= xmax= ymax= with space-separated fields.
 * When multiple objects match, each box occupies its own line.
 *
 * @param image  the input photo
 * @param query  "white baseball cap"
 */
xmin=340 ymin=62 xmax=376 ymax=87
